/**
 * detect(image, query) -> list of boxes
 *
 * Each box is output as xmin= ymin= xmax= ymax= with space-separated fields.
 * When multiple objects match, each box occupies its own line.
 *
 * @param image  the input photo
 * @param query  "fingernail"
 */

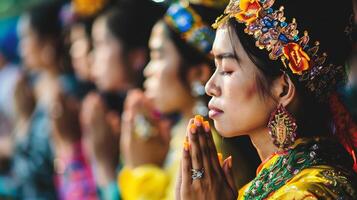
xmin=203 ymin=121 xmax=210 ymax=132
xmin=217 ymin=153 xmax=223 ymax=166
xmin=194 ymin=115 xmax=203 ymax=126
xmin=228 ymin=156 xmax=232 ymax=168
xmin=184 ymin=136 xmax=189 ymax=151
xmin=190 ymin=124 xmax=197 ymax=134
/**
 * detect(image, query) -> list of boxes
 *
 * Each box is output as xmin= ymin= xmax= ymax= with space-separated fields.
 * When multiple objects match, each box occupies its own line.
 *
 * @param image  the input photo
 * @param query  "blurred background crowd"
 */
xmin=0 ymin=0 xmax=356 ymax=199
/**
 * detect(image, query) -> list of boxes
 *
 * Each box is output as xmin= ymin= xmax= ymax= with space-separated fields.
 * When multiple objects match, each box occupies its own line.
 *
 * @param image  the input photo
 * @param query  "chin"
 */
xmin=213 ymin=121 xmax=234 ymax=138
xmin=213 ymin=120 xmax=246 ymax=138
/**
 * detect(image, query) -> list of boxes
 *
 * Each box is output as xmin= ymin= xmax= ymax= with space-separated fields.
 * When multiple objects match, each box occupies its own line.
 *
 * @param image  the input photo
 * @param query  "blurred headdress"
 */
xmin=72 ymin=0 xmax=108 ymax=17
xmin=164 ymin=0 xmax=228 ymax=57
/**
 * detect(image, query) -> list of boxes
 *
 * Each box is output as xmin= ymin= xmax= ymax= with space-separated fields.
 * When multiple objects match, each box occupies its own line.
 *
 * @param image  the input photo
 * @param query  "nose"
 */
xmin=143 ymin=60 xmax=154 ymax=78
xmin=205 ymin=72 xmax=220 ymax=97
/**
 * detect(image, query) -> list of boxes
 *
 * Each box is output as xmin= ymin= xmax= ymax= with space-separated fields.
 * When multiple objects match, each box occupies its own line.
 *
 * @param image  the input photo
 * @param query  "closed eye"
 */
xmin=219 ymin=70 xmax=233 ymax=76
xmin=215 ymin=53 xmax=236 ymax=60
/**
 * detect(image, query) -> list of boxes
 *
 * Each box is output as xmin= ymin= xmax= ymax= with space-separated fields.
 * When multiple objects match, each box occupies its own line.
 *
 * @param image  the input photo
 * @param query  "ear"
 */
xmin=187 ymin=63 xmax=212 ymax=85
xmin=271 ymin=73 xmax=296 ymax=107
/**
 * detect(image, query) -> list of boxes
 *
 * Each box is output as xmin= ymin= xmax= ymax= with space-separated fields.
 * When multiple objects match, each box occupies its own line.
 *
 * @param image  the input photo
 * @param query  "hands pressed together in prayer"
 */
xmin=176 ymin=115 xmax=238 ymax=200
xmin=121 ymin=90 xmax=171 ymax=168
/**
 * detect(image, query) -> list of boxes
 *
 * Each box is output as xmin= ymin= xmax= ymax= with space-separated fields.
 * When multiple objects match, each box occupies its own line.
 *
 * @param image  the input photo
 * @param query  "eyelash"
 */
xmin=219 ymin=70 xmax=233 ymax=76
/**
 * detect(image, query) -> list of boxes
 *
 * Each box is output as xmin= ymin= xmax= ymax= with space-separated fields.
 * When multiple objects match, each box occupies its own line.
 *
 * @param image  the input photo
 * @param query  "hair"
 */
xmin=225 ymin=0 xmax=352 ymax=137
xmin=27 ymin=0 xmax=72 ymax=73
xmin=98 ymin=0 xmax=166 ymax=87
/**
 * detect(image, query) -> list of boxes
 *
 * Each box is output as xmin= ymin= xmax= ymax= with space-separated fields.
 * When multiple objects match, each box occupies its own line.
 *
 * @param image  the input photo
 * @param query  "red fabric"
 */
xmin=55 ymin=141 xmax=99 ymax=200
xmin=329 ymin=93 xmax=357 ymax=172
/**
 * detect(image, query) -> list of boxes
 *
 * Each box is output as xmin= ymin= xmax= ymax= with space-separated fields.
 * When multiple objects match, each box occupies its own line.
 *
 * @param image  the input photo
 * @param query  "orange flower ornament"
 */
xmin=282 ymin=42 xmax=311 ymax=74
xmin=235 ymin=0 xmax=262 ymax=24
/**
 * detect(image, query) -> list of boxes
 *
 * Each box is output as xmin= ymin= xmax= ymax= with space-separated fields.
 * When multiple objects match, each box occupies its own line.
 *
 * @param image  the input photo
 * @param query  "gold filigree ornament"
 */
xmin=212 ymin=0 xmax=345 ymax=100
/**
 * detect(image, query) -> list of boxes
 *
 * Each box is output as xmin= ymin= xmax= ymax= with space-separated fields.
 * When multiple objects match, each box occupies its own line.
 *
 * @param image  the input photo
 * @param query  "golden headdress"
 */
xmin=213 ymin=0 xmax=350 ymax=100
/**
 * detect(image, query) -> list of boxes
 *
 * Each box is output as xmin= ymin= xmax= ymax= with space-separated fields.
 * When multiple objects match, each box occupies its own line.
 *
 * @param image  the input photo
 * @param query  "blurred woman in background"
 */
xmin=17 ymin=1 xmax=98 ymax=199
xmin=80 ymin=1 xmax=165 ymax=198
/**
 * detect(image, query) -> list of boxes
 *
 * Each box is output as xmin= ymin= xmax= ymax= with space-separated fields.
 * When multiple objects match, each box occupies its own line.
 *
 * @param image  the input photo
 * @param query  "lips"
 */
xmin=208 ymin=102 xmax=224 ymax=118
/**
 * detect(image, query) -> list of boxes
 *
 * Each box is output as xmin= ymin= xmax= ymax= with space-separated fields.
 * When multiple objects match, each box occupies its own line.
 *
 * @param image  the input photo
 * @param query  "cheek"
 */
xmin=21 ymin=39 xmax=38 ymax=62
xmin=219 ymin=74 xmax=271 ymax=136
xmin=155 ymin=63 xmax=184 ymax=111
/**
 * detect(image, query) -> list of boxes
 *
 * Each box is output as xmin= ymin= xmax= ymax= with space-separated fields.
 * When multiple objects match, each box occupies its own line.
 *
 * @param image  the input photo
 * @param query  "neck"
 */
xmin=249 ymin=127 xmax=278 ymax=161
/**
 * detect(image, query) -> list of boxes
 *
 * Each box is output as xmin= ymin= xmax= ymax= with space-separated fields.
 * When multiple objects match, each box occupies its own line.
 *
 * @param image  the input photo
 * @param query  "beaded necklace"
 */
xmin=242 ymin=138 xmax=354 ymax=199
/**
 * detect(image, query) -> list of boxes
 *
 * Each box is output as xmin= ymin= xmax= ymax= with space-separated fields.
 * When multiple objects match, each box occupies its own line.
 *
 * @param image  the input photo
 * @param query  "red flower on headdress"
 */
xmin=282 ymin=42 xmax=310 ymax=74
xmin=235 ymin=0 xmax=262 ymax=25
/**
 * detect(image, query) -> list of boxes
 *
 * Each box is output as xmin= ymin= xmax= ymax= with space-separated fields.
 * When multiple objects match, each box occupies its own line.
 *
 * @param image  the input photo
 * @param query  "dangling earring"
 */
xmin=267 ymin=104 xmax=298 ymax=150
xmin=191 ymin=81 xmax=208 ymax=116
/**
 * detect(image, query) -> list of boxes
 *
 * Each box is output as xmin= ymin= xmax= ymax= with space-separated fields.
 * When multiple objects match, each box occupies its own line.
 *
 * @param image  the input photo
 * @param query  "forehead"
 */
xmin=212 ymin=26 xmax=235 ymax=53
xmin=92 ymin=17 xmax=107 ymax=39
xmin=149 ymin=22 xmax=167 ymax=49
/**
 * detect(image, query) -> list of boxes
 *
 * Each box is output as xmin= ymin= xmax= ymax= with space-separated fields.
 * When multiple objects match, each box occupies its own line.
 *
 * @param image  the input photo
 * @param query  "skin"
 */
xmin=178 ymin=25 xmax=296 ymax=199
xmin=18 ymin=13 xmax=83 ymax=173
xmin=121 ymin=21 xmax=210 ymax=168
xmin=18 ymin=16 xmax=48 ymax=72
xmin=91 ymin=16 xmax=132 ymax=92
xmin=69 ymin=24 xmax=92 ymax=81
xmin=144 ymin=22 xmax=195 ymax=118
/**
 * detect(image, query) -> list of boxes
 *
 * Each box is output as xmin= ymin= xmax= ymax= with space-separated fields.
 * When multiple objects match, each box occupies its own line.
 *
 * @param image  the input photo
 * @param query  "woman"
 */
xmin=18 ymin=1 xmax=98 ymax=199
xmin=118 ymin=1 xmax=258 ymax=199
xmin=177 ymin=0 xmax=357 ymax=199
xmin=81 ymin=1 xmax=165 ymax=198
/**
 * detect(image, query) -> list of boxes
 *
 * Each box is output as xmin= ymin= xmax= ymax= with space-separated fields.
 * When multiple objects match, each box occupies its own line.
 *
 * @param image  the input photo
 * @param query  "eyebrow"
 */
xmin=214 ymin=52 xmax=237 ymax=60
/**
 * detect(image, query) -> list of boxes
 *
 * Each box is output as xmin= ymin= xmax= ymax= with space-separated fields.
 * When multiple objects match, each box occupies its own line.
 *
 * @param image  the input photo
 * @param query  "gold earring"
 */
xmin=267 ymin=104 xmax=298 ymax=150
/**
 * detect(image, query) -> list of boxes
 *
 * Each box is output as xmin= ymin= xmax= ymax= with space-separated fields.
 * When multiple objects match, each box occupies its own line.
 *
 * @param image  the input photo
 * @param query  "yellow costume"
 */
xmin=238 ymin=138 xmax=357 ymax=200
xmin=118 ymin=119 xmax=186 ymax=200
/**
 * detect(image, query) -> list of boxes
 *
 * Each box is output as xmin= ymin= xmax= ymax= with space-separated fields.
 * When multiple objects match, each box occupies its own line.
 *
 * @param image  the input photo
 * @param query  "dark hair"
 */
xmin=163 ymin=4 xmax=223 ymax=88
xmin=27 ymin=0 xmax=72 ymax=73
xmin=104 ymin=5 xmax=165 ymax=50
xmin=99 ymin=1 xmax=166 ymax=87
xmin=226 ymin=0 xmax=352 ymax=137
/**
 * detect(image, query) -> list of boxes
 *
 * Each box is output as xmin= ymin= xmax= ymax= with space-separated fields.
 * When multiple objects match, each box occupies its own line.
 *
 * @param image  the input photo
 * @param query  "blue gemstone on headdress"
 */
xmin=167 ymin=3 xmax=194 ymax=33
xmin=175 ymin=14 xmax=193 ymax=32
xmin=280 ymin=21 xmax=288 ymax=27
xmin=262 ymin=27 xmax=268 ymax=33
xmin=260 ymin=0 xmax=266 ymax=3
xmin=189 ymin=27 xmax=214 ymax=54
xmin=278 ymin=34 xmax=289 ymax=43
xmin=266 ymin=8 xmax=273 ymax=14
xmin=293 ymin=35 xmax=299 ymax=42
xmin=263 ymin=19 xmax=274 ymax=28
xmin=167 ymin=4 xmax=180 ymax=15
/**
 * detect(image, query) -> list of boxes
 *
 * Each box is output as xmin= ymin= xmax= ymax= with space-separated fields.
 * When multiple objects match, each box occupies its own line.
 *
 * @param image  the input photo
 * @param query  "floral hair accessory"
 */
xmin=213 ymin=0 xmax=345 ymax=100
xmin=164 ymin=1 xmax=216 ymax=57
xmin=72 ymin=0 xmax=107 ymax=17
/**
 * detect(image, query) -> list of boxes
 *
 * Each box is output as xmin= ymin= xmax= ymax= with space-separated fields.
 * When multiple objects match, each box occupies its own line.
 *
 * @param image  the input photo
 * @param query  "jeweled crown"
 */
xmin=213 ymin=0 xmax=346 ymax=100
